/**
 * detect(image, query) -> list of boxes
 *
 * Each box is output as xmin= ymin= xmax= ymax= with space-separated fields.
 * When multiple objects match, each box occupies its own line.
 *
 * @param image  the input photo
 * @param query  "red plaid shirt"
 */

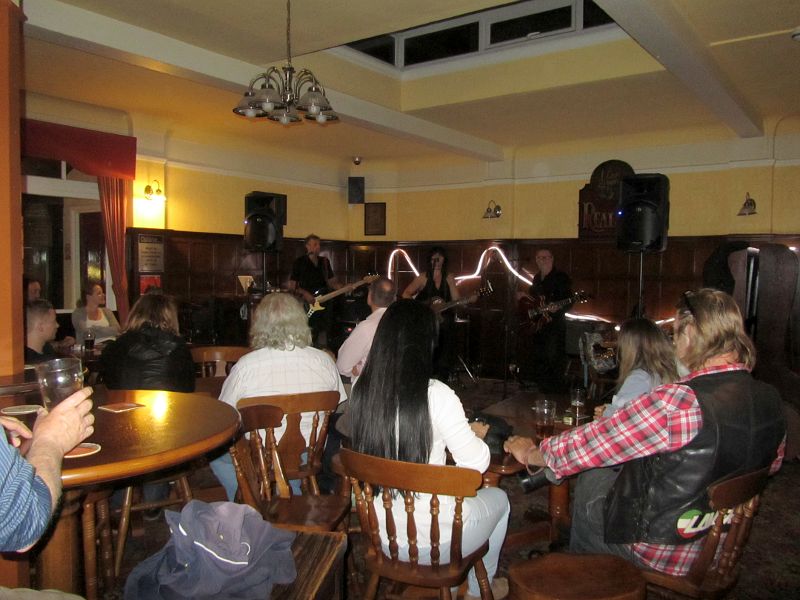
xmin=540 ymin=363 xmax=785 ymax=575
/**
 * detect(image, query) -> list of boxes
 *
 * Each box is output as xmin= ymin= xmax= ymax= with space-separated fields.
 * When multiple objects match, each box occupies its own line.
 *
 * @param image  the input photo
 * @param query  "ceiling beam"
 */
xmin=22 ymin=0 xmax=505 ymax=161
xmin=596 ymin=0 xmax=763 ymax=137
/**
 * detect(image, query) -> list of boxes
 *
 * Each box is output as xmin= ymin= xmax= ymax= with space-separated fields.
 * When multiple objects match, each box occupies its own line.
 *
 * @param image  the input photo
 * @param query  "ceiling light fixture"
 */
xmin=144 ymin=180 xmax=164 ymax=201
xmin=232 ymin=0 xmax=337 ymax=125
xmin=737 ymin=192 xmax=757 ymax=216
xmin=483 ymin=200 xmax=502 ymax=219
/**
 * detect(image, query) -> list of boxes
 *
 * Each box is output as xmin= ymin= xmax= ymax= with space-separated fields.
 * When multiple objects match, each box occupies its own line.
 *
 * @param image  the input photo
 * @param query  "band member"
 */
xmin=518 ymin=248 xmax=572 ymax=392
xmin=288 ymin=234 xmax=341 ymax=349
xmin=403 ymin=246 xmax=460 ymax=382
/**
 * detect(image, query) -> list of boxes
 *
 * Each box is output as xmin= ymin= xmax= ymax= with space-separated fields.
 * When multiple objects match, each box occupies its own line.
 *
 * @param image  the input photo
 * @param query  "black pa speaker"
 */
xmin=244 ymin=209 xmax=282 ymax=251
xmin=616 ymin=174 xmax=670 ymax=253
xmin=245 ymin=191 xmax=286 ymax=225
xmin=348 ymin=177 xmax=365 ymax=204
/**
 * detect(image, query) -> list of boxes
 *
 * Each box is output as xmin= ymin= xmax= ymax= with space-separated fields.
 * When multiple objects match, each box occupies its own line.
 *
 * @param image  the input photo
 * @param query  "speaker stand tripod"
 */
xmin=635 ymin=251 xmax=645 ymax=319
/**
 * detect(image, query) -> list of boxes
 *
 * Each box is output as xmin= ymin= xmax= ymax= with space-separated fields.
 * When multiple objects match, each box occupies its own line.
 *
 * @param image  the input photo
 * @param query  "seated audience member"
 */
xmin=336 ymin=276 xmax=396 ymax=385
xmin=99 ymin=294 xmax=194 ymax=392
xmin=25 ymin=300 xmax=60 ymax=364
xmin=349 ymin=299 xmax=509 ymax=600
xmin=595 ymin=317 xmax=678 ymax=418
xmin=505 ymin=288 xmax=786 ymax=576
xmin=24 ymin=276 xmax=41 ymax=302
xmin=72 ymin=282 xmax=121 ymax=345
xmin=0 ymin=387 xmax=93 ymax=598
xmin=99 ymin=293 xmax=194 ymax=510
xmin=210 ymin=292 xmax=346 ymax=500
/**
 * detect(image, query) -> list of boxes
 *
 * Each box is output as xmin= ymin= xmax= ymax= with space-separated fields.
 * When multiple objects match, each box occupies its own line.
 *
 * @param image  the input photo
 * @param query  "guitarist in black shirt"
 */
xmin=288 ymin=234 xmax=341 ymax=349
xmin=517 ymin=249 xmax=573 ymax=392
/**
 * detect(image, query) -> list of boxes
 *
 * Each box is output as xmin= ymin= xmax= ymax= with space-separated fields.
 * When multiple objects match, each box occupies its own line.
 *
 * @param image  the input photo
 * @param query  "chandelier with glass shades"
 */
xmin=232 ymin=0 xmax=338 ymax=125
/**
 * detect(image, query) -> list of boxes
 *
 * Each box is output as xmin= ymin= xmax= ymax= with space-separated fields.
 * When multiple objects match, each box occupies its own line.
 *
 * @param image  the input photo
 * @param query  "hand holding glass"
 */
xmin=35 ymin=358 xmax=84 ymax=410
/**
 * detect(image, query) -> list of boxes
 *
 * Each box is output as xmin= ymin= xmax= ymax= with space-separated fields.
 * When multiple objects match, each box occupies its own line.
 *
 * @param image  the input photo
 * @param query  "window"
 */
xmin=490 ymin=6 xmax=572 ymax=44
xmin=404 ymin=22 xmax=480 ymax=66
xmin=347 ymin=35 xmax=395 ymax=65
xmin=344 ymin=0 xmax=617 ymax=69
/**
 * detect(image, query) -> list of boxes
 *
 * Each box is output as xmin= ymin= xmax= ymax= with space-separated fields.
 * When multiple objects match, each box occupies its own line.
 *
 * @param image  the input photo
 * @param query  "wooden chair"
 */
xmin=82 ymin=488 xmax=115 ymax=600
xmin=113 ymin=472 xmax=193 ymax=577
xmin=237 ymin=390 xmax=340 ymax=494
xmin=338 ymin=447 xmax=494 ymax=600
xmin=229 ymin=403 xmax=351 ymax=532
xmin=641 ymin=467 xmax=771 ymax=599
xmin=190 ymin=345 xmax=249 ymax=377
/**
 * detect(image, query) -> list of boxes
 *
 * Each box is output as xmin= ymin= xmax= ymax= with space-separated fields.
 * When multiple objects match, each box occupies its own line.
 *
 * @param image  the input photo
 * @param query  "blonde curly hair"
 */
xmin=249 ymin=292 xmax=312 ymax=350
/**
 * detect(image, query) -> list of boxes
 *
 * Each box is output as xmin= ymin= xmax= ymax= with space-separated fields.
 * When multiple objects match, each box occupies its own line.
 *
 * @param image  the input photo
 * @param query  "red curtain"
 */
xmin=98 ymin=177 xmax=131 ymax=323
xmin=22 ymin=119 xmax=136 ymax=321
xmin=21 ymin=119 xmax=136 ymax=180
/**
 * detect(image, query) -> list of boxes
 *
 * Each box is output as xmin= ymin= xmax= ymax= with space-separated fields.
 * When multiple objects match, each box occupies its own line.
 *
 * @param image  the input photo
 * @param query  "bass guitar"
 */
xmin=431 ymin=282 xmax=493 ymax=314
xmin=518 ymin=290 xmax=591 ymax=333
xmin=305 ymin=274 xmax=379 ymax=317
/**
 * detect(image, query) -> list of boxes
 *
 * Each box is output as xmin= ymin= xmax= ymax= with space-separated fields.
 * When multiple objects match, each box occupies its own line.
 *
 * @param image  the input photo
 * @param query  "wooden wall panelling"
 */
xmin=189 ymin=241 xmax=215 ymax=298
xmin=213 ymin=240 xmax=240 ymax=297
xmin=164 ymin=238 xmax=190 ymax=298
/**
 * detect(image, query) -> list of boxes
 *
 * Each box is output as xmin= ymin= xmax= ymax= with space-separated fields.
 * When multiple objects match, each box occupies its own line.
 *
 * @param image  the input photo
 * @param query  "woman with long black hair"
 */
xmin=349 ymin=299 xmax=509 ymax=600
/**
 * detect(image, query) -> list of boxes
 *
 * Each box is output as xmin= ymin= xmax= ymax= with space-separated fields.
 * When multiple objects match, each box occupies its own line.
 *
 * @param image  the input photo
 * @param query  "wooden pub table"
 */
xmin=1 ymin=387 xmax=241 ymax=594
xmin=482 ymin=394 xmax=573 ymax=546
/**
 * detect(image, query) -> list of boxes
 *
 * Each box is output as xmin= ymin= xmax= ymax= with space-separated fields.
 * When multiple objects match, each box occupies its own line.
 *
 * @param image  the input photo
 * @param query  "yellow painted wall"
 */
xmin=150 ymin=162 xmax=800 ymax=242
xmin=163 ymin=165 xmax=348 ymax=240
xmin=773 ymin=165 xmax=800 ymax=235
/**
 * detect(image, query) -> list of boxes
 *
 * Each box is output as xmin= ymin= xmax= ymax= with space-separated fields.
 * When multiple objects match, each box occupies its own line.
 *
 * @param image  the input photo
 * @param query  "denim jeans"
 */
xmin=210 ymin=452 xmax=304 ymax=501
xmin=569 ymin=467 xmax=638 ymax=562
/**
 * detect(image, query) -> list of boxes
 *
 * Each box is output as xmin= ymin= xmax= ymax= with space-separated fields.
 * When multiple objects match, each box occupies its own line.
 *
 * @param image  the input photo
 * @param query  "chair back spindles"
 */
xmin=641 ymin=466 xmax=770 ymax=597
xmin=339 ymin=448 xmax=491 ymax=598
xmin=230 ymin=402 xmax=351 ymax=533
xmin=238 ymin=391 xmax=339 ymax=493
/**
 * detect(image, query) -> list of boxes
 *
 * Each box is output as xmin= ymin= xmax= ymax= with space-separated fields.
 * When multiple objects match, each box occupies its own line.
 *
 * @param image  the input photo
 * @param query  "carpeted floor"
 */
xmin=108 ymin=378 xmax=800 ymax=599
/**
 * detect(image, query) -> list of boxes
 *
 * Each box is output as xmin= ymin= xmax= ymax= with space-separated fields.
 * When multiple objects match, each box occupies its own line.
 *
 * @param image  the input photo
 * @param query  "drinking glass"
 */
xmin=35 ymin=358 xmax=84 ymax=410
xmin=533 ymin=398 xmax=556 ymax=441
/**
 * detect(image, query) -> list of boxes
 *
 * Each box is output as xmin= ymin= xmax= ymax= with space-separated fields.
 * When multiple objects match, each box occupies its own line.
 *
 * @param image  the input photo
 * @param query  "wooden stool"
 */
xmin=509 ymin=553 xmax=645 ymax=600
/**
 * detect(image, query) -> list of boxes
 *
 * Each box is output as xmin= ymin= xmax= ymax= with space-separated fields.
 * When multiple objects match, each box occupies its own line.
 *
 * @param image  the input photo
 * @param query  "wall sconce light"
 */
xmin=144 ymin=180 xmax=165 ymax=201
xmin=483 ymin=200 xmax=502 ymax=219
xmin=737 ymin=192 xmax=756 ymax=216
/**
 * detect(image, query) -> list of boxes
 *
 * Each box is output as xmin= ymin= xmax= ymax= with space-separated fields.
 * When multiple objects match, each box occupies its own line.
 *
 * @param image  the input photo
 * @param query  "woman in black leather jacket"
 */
xmin=99 ymin=293 xmax=195 ymax=392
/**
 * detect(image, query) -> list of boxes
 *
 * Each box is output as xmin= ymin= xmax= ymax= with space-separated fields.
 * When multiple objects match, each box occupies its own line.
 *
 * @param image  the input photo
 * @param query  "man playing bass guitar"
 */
xmin=517 ymin=248 xmax=573 ymax=392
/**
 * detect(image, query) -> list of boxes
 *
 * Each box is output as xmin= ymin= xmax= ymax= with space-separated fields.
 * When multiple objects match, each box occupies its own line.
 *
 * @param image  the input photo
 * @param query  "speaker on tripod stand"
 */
xmin=616 ymin=174 xmax=670 ymax=317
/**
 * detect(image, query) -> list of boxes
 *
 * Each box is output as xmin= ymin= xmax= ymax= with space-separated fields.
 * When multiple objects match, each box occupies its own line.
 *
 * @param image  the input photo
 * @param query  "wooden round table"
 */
xmin=36 ymin=387 xmax=241 ymax=592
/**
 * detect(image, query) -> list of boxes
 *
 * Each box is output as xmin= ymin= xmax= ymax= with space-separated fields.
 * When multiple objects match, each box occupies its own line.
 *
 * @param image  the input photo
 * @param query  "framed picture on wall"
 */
xmin=364 ymin=202 xmax=386 ymax=236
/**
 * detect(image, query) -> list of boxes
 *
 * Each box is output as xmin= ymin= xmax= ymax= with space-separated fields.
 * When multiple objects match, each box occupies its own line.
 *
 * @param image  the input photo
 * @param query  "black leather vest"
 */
xmin=604 ymin=370 xmax=785 ymax=545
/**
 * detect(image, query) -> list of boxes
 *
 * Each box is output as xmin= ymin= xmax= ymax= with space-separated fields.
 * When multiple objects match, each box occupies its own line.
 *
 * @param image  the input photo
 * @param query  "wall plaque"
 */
xmin=364 ymin=203 xmax=386 ymax=236
xmin=137 ymin=234 xmax=164 ymax=273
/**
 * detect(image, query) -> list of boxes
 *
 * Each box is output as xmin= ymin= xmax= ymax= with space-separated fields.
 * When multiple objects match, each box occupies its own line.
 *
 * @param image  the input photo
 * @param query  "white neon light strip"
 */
xmin=387 ymin=249 xmax=420 ymax=279
xmin=454 ymin=246 xmax=532 ymax=286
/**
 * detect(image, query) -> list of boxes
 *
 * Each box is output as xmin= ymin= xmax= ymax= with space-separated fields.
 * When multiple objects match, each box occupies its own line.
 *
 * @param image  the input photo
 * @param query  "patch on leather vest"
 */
xmin=676 ymin=508 xmax=733 ymax=539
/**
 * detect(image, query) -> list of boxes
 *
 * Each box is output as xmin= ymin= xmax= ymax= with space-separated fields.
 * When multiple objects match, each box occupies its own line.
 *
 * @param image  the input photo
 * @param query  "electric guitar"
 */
xmin=305 ymin=274 xmax=379 ymax=317
xmin=518 ymin=291 xmax=591 ymax=333
xmin=431 ymin=282 xmax=493 ymax=314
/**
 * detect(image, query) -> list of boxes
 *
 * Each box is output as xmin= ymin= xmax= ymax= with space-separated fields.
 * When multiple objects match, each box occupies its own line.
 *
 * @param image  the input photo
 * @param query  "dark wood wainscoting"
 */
xmin=126 ymin=229 xmax=798 ymax=377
